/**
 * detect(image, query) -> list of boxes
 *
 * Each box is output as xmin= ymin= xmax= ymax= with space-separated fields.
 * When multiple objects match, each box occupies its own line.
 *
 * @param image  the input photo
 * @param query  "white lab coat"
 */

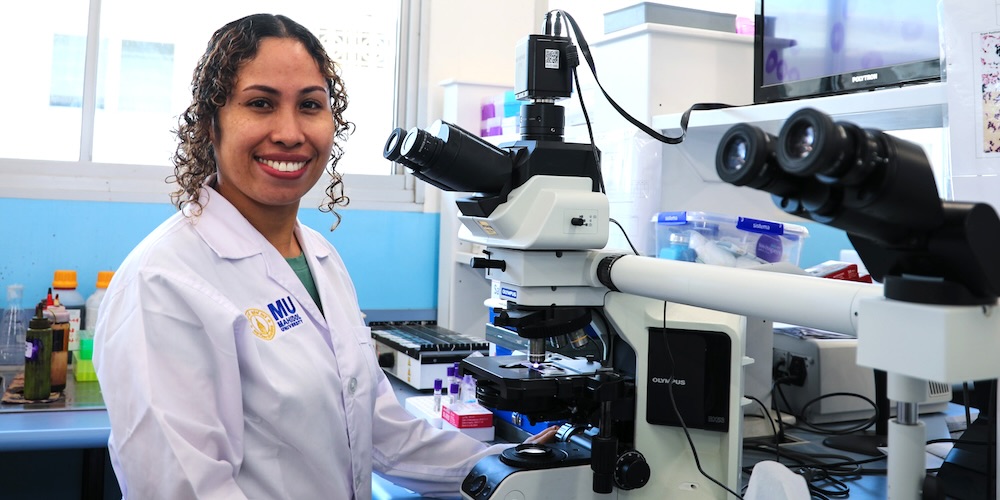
xmin=94 ymin=185 xmax=508 ymax=499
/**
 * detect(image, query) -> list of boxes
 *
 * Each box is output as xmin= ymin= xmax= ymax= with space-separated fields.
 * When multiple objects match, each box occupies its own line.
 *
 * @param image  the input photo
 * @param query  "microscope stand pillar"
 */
xmin=857 ymin=296 xmax=1000 ymax=499
xmin=886 ymin=373 xmax=929 ymax=499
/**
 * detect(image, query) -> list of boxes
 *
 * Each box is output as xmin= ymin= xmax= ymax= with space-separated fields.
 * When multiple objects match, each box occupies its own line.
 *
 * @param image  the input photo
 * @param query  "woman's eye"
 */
xmin=247 ymin=99 xmax=271 ymax=109
xmin=301 ymin=100 xmax=323 ymax=110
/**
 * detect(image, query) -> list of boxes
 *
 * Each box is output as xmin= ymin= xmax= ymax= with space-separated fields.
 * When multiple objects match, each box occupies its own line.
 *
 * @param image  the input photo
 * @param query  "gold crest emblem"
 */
xmin=245 ymin=308 xmax=276 ymax=340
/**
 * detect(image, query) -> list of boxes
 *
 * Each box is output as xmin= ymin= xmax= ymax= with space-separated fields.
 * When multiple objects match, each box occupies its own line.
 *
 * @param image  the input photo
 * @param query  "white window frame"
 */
xmin=0 ymin=0 xmax=428 ymax=212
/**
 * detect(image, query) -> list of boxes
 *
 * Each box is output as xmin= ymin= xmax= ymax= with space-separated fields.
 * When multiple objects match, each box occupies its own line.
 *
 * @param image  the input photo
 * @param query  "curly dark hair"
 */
xmin=170 ymin=13 xmax=352 ymax=227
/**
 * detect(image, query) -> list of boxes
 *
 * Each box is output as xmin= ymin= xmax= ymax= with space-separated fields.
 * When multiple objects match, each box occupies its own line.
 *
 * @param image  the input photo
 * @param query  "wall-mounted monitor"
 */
xmin=754 ymin=0 xmax=942 ymax=104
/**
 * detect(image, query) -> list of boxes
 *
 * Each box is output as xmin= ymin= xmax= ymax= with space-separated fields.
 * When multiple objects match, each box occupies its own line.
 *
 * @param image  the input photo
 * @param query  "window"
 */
xmin=50 ymin=35 xmax=98 ymax=109
xmin=0 ymin=0 xmax=418 ymax=206
xmin=118 ymin=41 xmax=174 ymax=114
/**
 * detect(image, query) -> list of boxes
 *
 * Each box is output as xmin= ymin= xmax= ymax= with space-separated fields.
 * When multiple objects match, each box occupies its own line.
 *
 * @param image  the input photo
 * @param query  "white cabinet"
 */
xmin=435 ymin=81 xmax=511 ymax=336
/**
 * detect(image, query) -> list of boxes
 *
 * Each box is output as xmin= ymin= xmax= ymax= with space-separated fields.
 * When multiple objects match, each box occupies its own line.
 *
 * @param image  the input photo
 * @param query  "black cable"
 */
xmin=745 ymin=395 xmax=780 ymax=462
xmin=550 ymin=11 xmax=605 ymax=195
xmin=551 ymin=9 xmax=735 ymax=145
xmin=608 ymin=218 xmax=639 ymax=255
xmin=572 ymin=68 xmax=606 ymax=194
xmin=962 ymin=381 xmax=972 ymax=427
xmin=661 ymin=301 xmax=745 ymax=500
xmin=770 ymin=375 xmax=790 ymax=444
xmin=552 ymin=10 xmax=563 ymax=37
xmin=773 ymin=380 xmax=878 ymax=435
xmin=798 ymin=391 xmax=879 ymax=434
xmin=927 ymin=437 xmax=991 ymax=446
xmin=742 ymin=442 xmax=865 ymax=498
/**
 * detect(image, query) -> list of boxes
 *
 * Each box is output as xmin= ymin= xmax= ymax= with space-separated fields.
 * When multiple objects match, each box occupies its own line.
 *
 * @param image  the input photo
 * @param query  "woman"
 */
xmin=94 ymin=13 xmax=554 ymax=499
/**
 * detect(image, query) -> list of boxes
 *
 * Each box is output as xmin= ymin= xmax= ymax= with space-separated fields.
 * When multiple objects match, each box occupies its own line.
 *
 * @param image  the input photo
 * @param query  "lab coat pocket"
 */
xmin=348 ymin=326 xmax=380 ymax=397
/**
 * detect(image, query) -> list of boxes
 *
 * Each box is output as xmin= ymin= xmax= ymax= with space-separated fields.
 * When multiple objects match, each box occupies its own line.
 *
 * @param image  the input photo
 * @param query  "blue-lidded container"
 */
xmin=652 ymin=211 xmax=808 ymax=267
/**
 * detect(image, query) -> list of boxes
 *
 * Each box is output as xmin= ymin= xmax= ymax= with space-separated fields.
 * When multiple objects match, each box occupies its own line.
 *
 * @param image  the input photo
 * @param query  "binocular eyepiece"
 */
xmin=715 ymin=108 xmax=944 ymax=245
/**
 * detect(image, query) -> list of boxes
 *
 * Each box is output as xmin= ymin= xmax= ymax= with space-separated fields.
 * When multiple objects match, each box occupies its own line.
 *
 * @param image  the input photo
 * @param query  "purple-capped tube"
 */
xmin=450 ymin=383 xmax=461 ymax=405
xmin=433 ymin=378 xmax=443 ymax=412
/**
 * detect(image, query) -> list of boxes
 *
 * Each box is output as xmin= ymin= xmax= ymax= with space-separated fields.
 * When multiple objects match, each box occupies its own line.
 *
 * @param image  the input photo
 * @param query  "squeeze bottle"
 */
xmin=85 ymin=271 xmax=115 ymax=331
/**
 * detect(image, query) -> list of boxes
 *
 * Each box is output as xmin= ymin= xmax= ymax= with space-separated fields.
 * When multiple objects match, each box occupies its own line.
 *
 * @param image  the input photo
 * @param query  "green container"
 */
xmin=74 ymin=359 xmax=97 ymax=382
xmin=79 ymin=337 xmax=94 ymax=361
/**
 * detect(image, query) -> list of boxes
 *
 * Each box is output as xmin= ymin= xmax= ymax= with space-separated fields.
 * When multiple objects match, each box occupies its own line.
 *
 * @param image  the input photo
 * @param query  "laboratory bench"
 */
xmin=0 ymin=363 xmax=973 ymax=500
xmin=0 ymin=365 xmax=118 ymax=500
xmin=0 ymin=364 xmax=506 ymax=500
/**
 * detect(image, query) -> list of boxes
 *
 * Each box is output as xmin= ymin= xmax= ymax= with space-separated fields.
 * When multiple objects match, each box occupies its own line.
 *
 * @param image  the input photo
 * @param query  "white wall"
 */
xmin=417 ymin=1 xmax=754 ymax=126
xmin=417 ymin=0 xmax=543 ymax=128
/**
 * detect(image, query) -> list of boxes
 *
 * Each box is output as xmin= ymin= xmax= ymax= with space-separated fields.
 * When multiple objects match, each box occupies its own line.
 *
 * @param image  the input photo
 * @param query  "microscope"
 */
xmin=386 ymin=21 xmax=751 ymax=498
xmin=386 ymin=11 xmax=1000 ymax=499
xmin=715 ymin=109 xmax=1000 ymax=499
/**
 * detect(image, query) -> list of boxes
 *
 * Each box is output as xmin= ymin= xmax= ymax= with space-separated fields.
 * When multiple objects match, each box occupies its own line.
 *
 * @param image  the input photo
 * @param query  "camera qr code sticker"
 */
xmin=545 ymin=48 xmax=560 ymax=69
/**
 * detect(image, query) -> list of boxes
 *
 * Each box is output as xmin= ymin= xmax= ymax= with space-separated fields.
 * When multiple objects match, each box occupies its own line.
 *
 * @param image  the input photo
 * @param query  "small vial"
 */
xmin=449 ymin=383 xmax=460 ymax=405
xmin=433 ymin=378 xmax=443 ymax=412
xmin=462 ymin=374 xmax=477 ymax=403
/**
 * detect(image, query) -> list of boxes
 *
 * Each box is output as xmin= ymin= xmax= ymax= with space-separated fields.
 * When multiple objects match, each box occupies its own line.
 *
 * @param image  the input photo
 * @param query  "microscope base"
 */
xmin=461 ymin=443 xmax=600 ymax=500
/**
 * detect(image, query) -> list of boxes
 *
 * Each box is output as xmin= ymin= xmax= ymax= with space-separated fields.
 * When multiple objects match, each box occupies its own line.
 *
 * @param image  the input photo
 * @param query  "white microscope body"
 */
xmin=451 ymin=172 xmax=1000 ymax=499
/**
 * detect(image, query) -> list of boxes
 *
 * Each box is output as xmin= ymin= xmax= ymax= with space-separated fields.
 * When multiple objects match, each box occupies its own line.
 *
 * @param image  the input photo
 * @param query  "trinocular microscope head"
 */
xmin=384 ymin=13 xmax=624 ymax=431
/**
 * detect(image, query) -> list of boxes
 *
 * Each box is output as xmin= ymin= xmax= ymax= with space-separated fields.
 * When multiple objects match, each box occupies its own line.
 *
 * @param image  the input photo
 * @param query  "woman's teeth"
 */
xmin=258 ymin=158 xmax=306 ymax=172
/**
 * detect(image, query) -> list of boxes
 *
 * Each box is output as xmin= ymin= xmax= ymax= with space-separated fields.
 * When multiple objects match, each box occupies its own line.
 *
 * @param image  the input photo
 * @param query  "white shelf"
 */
xmin=651 ymin=81 xmax=947 ymax=138
xmin=645 ymin=82 xmax=949 ymax=224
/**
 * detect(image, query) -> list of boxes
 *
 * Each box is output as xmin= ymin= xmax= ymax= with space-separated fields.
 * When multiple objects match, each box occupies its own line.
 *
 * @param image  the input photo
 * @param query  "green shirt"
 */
xmin=286 ymin=253 xmax=323 ymax=316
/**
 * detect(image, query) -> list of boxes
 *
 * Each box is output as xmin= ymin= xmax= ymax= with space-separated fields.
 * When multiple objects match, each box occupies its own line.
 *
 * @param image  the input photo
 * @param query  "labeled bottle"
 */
xmin=24 ymin=302 xmax=52 ymax=401
xmin=52 ymin=270 xmax=85 ymax=356
xmin=84 ymin=271 xmax=115 ymax=331
xmin=44 ymin=307 xmax=69 ymax=393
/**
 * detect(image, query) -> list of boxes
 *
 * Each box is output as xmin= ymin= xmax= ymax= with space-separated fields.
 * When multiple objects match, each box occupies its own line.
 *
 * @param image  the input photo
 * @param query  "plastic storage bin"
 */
xmin=653 ymin=211 xmax=808 ymax=267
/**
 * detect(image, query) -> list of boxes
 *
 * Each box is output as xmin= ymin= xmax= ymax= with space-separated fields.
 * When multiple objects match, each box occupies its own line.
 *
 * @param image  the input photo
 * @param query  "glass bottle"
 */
xmin=0 ymin=284 xmax=26 ymax=365
xmin=43 ymin=307 xmax=69 ymax=393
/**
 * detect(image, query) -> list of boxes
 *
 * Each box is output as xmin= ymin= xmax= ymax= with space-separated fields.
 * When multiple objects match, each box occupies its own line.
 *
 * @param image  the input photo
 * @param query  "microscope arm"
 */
xmin=594 ymin=253 xmax=882 ymax=336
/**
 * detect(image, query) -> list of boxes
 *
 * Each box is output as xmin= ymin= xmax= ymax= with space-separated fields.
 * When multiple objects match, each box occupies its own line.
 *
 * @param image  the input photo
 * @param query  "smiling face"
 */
xmin=211 ymin=37 xmax=335 ymax=223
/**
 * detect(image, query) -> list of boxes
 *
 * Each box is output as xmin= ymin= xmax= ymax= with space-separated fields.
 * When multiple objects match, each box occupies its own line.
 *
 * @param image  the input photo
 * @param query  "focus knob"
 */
xmin=614 ymin=450 xmax=650 ymax=490
xmin=470 ymin=257 xmax=506 ymax=271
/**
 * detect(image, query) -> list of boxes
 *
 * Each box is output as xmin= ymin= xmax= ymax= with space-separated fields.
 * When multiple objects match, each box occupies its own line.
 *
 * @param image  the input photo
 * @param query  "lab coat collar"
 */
xmin=182 ymin=175 xmax=331 ymax=261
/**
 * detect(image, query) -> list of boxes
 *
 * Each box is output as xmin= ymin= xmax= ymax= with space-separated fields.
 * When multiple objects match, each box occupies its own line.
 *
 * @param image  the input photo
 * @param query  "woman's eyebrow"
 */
xmin=240 ymin=84 xmax=328 ymax=95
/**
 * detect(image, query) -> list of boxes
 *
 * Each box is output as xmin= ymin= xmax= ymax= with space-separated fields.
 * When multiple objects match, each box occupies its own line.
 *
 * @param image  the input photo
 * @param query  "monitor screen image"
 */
xmin=754 ymin=0 xmax=942 ymax=103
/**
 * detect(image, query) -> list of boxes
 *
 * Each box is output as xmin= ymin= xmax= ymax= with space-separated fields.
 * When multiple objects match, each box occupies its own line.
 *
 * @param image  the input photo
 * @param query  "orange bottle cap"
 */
xmin=96 ymin=270 xmax=115 ymax=289
xmin=52 ymin=270 xmax=78 ymax=289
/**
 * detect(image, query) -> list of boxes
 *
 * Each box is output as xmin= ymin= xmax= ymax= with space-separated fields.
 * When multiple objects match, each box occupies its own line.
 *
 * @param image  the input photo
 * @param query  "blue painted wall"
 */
xmin=0 ymin=197 xmax=855 ymax=320
xmin=0 ymin=198 xmax=440 ymax=314
xmin=797 ymin=222 xmax=854 ymax=271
